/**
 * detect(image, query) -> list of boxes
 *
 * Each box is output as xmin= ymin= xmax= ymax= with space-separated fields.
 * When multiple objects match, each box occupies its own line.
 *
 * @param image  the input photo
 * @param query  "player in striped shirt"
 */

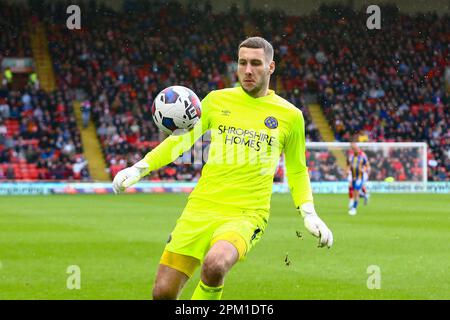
xmin=347 ymin=142 xmax=371 ymax=215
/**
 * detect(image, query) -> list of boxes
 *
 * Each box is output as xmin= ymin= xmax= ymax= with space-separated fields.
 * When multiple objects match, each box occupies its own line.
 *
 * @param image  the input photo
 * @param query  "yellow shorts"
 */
xmin=162 ymin=199 xmax=268 ymax=271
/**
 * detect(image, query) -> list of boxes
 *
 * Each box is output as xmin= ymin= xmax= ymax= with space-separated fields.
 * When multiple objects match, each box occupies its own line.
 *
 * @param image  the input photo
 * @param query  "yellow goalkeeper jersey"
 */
xmin=143 ymin=86 xmax=313 ymax=212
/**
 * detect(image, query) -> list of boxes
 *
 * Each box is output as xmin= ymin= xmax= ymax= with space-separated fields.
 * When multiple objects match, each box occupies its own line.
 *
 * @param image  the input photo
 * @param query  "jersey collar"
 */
xmin=239 ymin=86 xmax=275 ymax=100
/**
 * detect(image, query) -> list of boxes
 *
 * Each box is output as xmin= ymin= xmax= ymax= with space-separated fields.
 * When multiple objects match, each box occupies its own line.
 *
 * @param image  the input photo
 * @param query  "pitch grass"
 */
xmin=0 ymin=193 xmax=449 ymax=300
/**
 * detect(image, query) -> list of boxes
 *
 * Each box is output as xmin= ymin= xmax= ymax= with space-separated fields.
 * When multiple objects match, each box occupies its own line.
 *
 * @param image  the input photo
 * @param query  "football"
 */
xmin=151 ymin=86 xmax=202 ymax=135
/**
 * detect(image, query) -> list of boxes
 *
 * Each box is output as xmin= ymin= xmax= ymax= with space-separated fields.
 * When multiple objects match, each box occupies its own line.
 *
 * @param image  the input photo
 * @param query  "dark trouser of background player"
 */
xmin=349 ymin=182 xmax=369 ymax=211
xmin=349 ymin=179 xmax=364 ymax=215
xmin=348 ymin=185 xmax=354 ymax=209
xmin=360 ymin=185 xmax=369 ymax=205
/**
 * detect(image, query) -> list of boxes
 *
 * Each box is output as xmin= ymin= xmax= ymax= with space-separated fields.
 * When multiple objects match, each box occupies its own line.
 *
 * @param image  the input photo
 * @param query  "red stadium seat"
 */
xmin=110 ymin=164 xmax=126 ymax=177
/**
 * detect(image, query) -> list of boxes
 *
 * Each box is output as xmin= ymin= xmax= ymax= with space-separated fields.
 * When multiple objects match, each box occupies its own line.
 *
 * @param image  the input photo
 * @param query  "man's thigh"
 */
xmin=165 ymin=203 xmax=268 ymax=263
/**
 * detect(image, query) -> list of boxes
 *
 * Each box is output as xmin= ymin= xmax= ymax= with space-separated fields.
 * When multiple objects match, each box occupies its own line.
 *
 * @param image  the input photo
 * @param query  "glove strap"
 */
xmin=298 ymin=202 xmax=316 ymax=218
xmin=133 ymin=159 xmax=150 ymax=177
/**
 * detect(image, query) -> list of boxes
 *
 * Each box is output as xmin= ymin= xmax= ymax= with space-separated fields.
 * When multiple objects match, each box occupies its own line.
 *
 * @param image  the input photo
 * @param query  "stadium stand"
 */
xmin=1 ymin=1 xmax=448 ymax=181
xmin=0 ymin=1 xmax=90 ymax=181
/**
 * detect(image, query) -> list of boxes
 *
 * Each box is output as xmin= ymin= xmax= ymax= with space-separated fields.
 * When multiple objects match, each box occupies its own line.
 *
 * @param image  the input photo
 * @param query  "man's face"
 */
xmin=237 ymin=47 xmax=275 ymax=97
xmin=351 ymin=142 xmax=359 ymax=152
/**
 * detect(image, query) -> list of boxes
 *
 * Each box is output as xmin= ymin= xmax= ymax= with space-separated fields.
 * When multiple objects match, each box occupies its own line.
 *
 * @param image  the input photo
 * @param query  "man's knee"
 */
xmin=202 ymin=241 xmax=239 ymax=282
xmin=152 ymin=281 xmax=178 ymax=300
xmin=202 ymin=255 xmax=230 ymax=279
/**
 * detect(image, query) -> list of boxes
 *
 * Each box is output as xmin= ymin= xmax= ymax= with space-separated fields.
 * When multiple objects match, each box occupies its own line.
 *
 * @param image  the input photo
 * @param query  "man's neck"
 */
xmin=243 ymin=86 xmax=269 ymax=98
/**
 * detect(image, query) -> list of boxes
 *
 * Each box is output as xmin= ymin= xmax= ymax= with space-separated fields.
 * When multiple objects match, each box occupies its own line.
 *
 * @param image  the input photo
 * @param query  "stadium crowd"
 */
xmin=40 ymin=0 xmax=321 ymax=182
xmin=0 ymin=2 xmax=32 ymax=59
xmin=0 ymin=1 xmax=448 ymax=182
xmin=316 ymin=7 xmax=449 ymax=181
xmin=0 ymin=86 xmax=90 ymax=180
xmin=0 ymin=1 xmax=89 ymax=181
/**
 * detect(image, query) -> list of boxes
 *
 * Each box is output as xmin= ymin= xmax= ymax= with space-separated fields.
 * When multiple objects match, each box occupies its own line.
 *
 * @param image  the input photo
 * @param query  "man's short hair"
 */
xmin=238 ymin=37 xmax=274 ymax=63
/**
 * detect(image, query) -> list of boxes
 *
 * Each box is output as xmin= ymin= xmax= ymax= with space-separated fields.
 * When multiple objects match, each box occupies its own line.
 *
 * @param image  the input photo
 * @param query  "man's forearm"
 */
xmin=287 ymin=167 xmax=314 ymax=208
xmin=142 ymin=135 xmax=192 ymax=172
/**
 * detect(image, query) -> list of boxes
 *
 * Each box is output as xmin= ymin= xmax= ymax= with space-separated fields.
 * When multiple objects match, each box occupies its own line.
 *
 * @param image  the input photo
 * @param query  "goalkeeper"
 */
xmin=113 ymin=37 xmax=333 ymax=300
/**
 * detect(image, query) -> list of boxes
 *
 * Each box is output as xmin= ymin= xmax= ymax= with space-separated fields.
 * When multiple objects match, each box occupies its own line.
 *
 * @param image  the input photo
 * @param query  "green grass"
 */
xmin=0 ymin=193 xmax=449 ymax=299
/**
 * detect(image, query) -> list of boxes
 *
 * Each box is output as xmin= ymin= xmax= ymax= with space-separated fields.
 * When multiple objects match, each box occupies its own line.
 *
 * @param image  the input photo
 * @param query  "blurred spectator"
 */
xmin=3 ymin=68 xmax=13 ymax=89
xmin=73 ymin=156 xmax=88 ymax=179
xmin=81 ymin=100 xmax=91 ymax=128
xmin=0 ymin=98 xmax=10 ymax=118
xmin=6 ymin=164 xmax=15 ymax=179
xmin=28 ymin=72 xmax=39 ymax=90
xmin=0 ymin=120 xmax=6 ymax=144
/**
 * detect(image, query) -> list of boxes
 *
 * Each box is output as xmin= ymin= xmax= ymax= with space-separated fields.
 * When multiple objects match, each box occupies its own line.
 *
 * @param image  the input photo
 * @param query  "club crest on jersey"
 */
xmin=264 ymin=116 xmax=278 ymax=129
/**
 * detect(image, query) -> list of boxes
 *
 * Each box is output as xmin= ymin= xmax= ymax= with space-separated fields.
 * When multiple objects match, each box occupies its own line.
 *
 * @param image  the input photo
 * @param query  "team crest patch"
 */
xmin=264 ymin=116 xmax=278 ymax=129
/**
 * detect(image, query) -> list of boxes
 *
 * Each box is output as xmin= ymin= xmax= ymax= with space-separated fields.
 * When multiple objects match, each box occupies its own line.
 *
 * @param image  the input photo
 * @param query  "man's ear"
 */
xmin=269 ymin=61 xmax=275 ymax=75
